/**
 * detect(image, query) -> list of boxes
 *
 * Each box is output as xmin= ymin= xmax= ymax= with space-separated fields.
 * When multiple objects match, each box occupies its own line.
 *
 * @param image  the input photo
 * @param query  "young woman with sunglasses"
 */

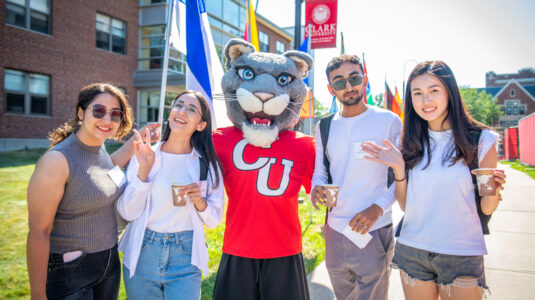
xmin=362 ymin=61 xmax=506 ymax=300
xmin=116 ymin=90 xmax=224 ymax=299
xmin=26 ymin=83 xmax=160 ymax=299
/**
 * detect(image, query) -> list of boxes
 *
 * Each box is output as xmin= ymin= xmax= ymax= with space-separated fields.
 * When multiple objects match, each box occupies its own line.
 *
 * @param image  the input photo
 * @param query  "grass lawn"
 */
xmin=500 ymin=160 xmax=535 ymax=180
xmin=0 ymin=146 xmax=326 ymax=299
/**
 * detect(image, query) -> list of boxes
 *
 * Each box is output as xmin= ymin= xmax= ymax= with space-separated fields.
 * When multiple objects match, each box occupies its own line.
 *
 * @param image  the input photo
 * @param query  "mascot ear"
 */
xmin=224 ymin=39 xmax=256 ymax=71
xmin=284 ymin=51 xmax=313 ymax=78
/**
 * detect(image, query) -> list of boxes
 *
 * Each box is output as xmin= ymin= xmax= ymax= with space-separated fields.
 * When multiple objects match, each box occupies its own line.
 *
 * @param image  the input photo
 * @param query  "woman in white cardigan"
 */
xmin=117 ymin=90 xmax=224 ymax=300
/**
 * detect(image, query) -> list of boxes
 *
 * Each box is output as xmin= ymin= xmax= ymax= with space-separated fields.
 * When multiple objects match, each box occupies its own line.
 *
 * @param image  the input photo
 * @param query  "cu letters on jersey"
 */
xmin=232 ymin=139 xmax=294 ymax=196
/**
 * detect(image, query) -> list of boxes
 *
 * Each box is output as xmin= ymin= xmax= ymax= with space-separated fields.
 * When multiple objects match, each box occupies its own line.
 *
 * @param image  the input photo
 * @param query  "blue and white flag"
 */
xmin=169 ymin=0 xmax=186 ymax=54
xmin=329 ymin=96 xmax=339 ymax=114
xmin=170 ymin=0 xmax=230 ymax=128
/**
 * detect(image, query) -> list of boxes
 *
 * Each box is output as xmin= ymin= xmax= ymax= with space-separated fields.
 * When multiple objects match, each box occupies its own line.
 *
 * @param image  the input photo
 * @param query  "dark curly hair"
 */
xmin=48 ymin=83 xmax=133 ymax=147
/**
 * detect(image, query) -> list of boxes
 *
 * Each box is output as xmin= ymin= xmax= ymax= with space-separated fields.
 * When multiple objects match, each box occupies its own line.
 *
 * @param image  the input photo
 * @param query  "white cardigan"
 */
xmin=117 ymin=142 xmax=224 ymax=277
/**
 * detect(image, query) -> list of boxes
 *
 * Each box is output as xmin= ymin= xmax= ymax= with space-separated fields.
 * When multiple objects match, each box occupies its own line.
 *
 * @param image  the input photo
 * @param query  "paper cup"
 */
xmin=473 ymin=168 xmax=497 ymax=197
xmin=171 ymin=184 xmax=188 ymax=206
xmin=323 ymin=184 xmax=339 ymax=207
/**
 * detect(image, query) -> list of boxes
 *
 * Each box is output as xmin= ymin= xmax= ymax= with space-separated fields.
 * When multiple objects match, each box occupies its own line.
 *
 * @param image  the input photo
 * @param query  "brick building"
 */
xmin=481 ymin=68 xmax=535 ymax=128
xmin=1 ymin=0 xmax=292 ymax=151
xmin=1 ymin=0 xmax=138 ymax=150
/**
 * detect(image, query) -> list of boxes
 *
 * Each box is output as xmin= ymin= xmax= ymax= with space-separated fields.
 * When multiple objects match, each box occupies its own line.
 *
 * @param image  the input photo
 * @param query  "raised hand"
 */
xmin=362 ymin=139 xmax=404 ymax=171
xmin=138 ymin=122 xmax=161 ymax=143
xmin=133 ymin=128 xmax=155 ymax=181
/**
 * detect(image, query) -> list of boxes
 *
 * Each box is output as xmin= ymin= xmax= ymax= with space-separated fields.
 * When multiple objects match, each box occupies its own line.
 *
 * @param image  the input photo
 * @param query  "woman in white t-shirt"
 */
xmin=117 ymin=90 xmax=224 ymax=300
xmin=362 ymin=61 xmax=506 ymax=300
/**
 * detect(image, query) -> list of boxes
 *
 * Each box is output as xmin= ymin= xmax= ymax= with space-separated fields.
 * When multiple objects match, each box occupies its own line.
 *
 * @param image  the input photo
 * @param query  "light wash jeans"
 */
xmin=123 ymin=229 xmax=201 ymax=300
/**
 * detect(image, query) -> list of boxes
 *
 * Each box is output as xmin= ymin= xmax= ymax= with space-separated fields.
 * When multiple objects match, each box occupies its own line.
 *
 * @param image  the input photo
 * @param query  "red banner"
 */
xmin=305 ymin=0 xmax=338 ymax=49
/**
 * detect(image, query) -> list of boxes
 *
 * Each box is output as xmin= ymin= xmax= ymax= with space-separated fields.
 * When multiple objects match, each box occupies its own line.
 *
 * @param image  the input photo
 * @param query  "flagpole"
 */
xmin=383 ymin=74 xmax=388 ymax=109
xmin=304 ymin=25 xmax=314 ymax=223
xmin=156 ymin=0 xmax=174 ymax=141
xmin=308 ymin=33 xmax=313 ymax=136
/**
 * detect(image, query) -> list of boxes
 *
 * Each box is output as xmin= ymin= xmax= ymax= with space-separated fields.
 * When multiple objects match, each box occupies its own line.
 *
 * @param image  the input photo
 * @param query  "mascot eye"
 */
xmin=238 ymin=68 xmax=255 ymax=80
xmin=277 ymin=74 xmax=292 ymax=86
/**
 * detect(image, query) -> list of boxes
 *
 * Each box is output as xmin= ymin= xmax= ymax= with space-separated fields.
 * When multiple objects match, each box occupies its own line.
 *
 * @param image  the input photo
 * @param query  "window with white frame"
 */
xmin=276 ymin=41 xmax=285 ymax=54
xmin=510 ymin=89 xmax=515 ymax=97
xmin=259 ymin=31 xmax=269 ymax=52
xmin=96 ymin=13 xmax=126 ymax=55
xmin=5 ymin=0 xmax=50 ymax=34
xmin=4 ymin=69 xmax=50 ymax=115
xmin=139 ymin=25 xmax=186 ymax=73
xmin=504 ymin=100 xmax=524 ymax=115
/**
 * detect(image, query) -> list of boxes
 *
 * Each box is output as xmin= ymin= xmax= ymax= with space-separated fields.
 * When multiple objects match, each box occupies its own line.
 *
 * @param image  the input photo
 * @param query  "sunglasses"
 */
xmin=89 ymin=104 xmax=124 ymax=123
xmin=331 ymin=75 xmax=365 ymax=91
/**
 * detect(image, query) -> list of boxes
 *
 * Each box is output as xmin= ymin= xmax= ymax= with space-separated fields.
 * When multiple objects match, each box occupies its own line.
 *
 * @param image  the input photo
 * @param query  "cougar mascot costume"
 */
xmin=212 ymin=39 xmax=314 ymax=300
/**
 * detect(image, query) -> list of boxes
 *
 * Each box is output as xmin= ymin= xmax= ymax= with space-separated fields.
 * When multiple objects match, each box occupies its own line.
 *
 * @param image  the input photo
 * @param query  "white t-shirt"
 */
xmin=397 ymin=129 xmax=499 ymax=256
xmin=146 ymin=152 xmax=195 ymax=233
xmin=312 ymin=105 xmax=402 ymax=233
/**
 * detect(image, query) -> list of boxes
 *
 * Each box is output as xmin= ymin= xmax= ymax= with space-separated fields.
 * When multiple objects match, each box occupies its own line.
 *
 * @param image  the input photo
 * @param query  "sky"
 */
xmin=255 ymin=0 xmax=535 ymax=107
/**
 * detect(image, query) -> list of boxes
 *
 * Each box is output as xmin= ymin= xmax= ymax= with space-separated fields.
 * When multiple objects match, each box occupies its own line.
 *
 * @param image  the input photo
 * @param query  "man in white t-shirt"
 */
xmin=311 ymin=54 xmax=402 ymax=300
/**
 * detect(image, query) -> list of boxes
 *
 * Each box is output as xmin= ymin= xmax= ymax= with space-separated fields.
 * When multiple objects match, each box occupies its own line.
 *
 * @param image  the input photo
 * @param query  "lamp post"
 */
xmin=294 ymin=0 xmax=304 ymax=50
xmin=402 ymin=59 xmax=418 ymax=100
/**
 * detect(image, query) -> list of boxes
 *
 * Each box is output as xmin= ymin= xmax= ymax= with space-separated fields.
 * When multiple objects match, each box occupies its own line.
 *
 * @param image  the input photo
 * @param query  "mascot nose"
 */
xmin=254 ymin=92 xmax=274 ymax=102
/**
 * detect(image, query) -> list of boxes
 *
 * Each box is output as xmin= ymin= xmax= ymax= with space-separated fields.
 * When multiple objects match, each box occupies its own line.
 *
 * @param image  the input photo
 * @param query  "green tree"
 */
xmin=460 ymin=88 xmax=502 ymax=126
xmin=374 ymin=94 xmax=384 ymax=108
xmin=313 ymin=98 xmax=330 ymax=118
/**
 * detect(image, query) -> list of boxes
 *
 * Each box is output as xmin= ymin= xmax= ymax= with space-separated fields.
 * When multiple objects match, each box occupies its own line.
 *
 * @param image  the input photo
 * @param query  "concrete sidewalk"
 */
xmin=308 ymin=164 xmax=535 ymax=300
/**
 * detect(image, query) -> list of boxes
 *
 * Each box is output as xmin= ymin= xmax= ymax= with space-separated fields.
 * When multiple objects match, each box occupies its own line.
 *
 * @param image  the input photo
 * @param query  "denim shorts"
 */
xmin=392 ymin=242 xmax=488 ymax=291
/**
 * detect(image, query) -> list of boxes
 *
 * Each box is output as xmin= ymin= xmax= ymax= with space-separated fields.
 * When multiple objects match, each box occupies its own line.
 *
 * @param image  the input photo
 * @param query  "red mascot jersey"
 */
xmin=213 ymin=126 xmax=315 ymax=258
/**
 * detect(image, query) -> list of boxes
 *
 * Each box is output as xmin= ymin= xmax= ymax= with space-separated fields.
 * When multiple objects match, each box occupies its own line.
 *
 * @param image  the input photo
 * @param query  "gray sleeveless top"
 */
xmin=49 ymin=133 xmax=124 ymax=253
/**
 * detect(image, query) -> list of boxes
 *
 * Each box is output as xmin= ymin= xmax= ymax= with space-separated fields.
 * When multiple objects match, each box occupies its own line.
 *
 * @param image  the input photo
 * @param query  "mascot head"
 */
xmin=221 ymin=39 xmax=313 ymax=148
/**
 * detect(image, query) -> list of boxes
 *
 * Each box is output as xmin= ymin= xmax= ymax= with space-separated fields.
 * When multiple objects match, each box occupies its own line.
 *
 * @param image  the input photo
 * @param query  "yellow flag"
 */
xmin=248 ymin=0 xmax=260 ymax=51
xmin=299 ymin=89 xmax=315 ymax=118
xmin=394 ymin=86 xmax=404 ymax=122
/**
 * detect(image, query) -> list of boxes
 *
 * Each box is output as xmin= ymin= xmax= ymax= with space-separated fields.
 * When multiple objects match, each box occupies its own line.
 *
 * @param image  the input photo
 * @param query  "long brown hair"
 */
xmin=162 ymin=90 xmax=222 ymax=188
xmin=401 ymin=61 xmax=487 ymax=171
xmin=48 ymin=83 xmax=133 ymax=147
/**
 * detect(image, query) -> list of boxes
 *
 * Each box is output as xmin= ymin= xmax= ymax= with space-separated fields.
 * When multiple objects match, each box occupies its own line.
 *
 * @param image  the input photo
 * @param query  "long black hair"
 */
xmin=162 ymin=90 xmax=222 ymax=188
xmin=401 ymin=61 xmax=487 ymax=172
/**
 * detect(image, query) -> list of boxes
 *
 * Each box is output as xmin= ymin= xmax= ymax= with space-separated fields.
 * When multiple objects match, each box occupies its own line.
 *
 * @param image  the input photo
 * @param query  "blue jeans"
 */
xmin=46 ymin=244 xmax=120 ymax=300
xmin=123 ymin=229 xmax=201 ymax=300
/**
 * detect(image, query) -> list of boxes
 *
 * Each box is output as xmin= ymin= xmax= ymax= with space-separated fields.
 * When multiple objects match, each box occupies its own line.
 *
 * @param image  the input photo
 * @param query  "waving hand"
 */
xmin=133 ymin=128 xmax=155 ymax=181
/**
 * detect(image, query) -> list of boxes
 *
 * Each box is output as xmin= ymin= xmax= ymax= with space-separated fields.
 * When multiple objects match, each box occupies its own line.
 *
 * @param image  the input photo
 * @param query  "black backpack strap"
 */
xmin=320 ymin=114 xmax=335 ymax=184
xmin=319 ymin=114 xmax=335 ymax=225
xmin=394 ymin=216 xmax=404 ymax=237
xmin=199 ymin=157 xmax=209 ymax=181
xmin=467 ymin=128 xmax=491 ymax=235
